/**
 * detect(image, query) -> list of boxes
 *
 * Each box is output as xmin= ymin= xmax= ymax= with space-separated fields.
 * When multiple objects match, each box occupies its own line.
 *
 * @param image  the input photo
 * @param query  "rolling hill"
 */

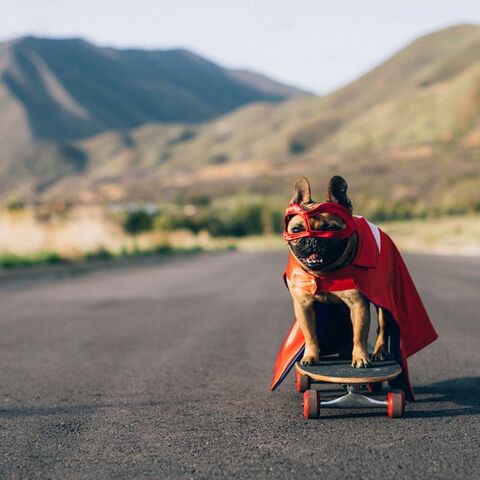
xmin=0 ymin=36 xmax=304 ymax=142
xmin=1 ymin=25 xmax=480 ymax=217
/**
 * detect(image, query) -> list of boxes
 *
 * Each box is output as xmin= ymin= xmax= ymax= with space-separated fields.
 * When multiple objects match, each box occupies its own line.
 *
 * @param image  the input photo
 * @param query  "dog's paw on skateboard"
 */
xmin=351 ymin=351 xmax=371 ymax=368
xmin=371 ymin=347 xmax=391 ymax=362
xmin=300 ymin=355 xmax=320 ymax=365
xmin=300 ymin=348 xmax=320 ymax=365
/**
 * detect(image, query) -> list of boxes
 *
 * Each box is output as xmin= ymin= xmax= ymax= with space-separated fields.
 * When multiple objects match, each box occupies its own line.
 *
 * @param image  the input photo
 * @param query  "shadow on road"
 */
xmin=406 ymin=376 xmax=480 ymax=419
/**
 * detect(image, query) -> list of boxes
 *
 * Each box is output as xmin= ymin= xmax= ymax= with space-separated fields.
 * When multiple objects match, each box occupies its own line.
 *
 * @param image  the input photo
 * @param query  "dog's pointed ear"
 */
xmin=327 ymin=175 xmax=352 ymax=213
xmin=292 ymin=177 xmax=312 ymax=205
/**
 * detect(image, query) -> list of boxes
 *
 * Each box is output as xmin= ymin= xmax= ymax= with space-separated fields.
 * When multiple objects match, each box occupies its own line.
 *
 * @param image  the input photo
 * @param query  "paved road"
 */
xmin=0 ymin=251 xmax=478 ymax=479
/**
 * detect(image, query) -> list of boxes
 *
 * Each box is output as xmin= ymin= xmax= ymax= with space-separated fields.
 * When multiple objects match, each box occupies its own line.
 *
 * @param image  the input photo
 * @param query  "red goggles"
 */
xmin=283 ymin=202 xmax=356 ymax=241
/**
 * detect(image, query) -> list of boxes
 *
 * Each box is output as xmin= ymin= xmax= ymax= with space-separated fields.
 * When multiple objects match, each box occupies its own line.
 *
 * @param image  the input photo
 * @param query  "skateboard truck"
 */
xmin=321 ymin=384 xmax=387 ymax=408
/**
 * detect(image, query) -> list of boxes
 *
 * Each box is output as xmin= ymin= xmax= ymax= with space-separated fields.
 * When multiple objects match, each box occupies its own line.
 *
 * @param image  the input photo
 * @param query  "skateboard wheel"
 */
xmin=368 ymin=381 xmax=383 ymax=393
xmin=303 ymin=390 xmax=321 ymax=419
xmin=295 ymin=371 xmax=310 ymax=393
xmin=387 ymin=390 xmax=405 ymax=418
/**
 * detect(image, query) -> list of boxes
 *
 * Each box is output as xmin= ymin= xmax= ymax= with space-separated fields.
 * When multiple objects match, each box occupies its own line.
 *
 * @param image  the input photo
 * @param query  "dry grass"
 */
xmin=0 ymin=206 xmax=124 ymax=259
xmin=380 ymin=215 xmax=480 ymax=255
xmin=0 ymin=206 xmax=477 ymax=268
xmin=230 ymin=216 xmax=480 ymax=256
xmin=0 ymin=207 xmax=230 ymax=263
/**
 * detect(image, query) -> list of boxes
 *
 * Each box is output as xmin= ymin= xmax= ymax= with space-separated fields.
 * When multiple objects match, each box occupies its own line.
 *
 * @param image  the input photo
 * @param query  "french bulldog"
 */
xmin=284 ymin=176 xmax=391 ymax=368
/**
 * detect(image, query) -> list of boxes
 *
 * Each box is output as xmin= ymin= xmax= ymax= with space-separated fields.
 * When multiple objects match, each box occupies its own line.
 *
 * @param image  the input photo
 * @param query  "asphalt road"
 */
xmin=0 ymin=251 xmax=478 ymax=479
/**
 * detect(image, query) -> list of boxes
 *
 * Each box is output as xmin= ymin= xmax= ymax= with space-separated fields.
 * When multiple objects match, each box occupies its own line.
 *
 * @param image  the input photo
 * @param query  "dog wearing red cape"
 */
xmin=271 ymin=176 xmax=437 ymax=401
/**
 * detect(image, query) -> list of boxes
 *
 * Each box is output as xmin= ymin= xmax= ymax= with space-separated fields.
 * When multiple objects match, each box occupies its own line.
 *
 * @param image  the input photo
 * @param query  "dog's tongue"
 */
xmin=308 ymin=253 xmax=323 ymax=263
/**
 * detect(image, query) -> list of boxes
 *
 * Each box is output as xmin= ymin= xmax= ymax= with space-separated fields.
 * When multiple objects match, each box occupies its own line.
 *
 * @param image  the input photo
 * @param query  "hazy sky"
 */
xmin=2 ymin=0 xmax=480 ymax=93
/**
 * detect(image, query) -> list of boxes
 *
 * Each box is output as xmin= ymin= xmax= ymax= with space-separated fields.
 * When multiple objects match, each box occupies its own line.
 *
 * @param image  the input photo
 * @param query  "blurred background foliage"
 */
xmin=120 ymin=193 xmax=480 ymax=239
xmin=122 ymin=198 xmax=284 ymax=238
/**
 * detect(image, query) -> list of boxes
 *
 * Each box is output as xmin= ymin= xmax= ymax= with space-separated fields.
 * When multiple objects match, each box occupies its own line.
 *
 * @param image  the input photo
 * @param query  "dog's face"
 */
xmin=286 ymin=176 xmax=353 ymax=272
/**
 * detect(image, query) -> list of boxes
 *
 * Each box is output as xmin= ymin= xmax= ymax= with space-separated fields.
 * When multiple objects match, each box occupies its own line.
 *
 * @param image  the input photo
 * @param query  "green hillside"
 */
xmin=1 ymin=25 xmax=480 ymax=219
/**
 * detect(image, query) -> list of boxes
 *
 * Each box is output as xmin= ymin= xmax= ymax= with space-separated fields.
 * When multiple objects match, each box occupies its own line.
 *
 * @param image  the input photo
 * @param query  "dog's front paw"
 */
xmin=351 ymin=351 xmax=371 ymax=368
xmin=300 ymin=354 xmax=320 ymax=365
xmin=300 ymin=347 xmax=320 ymax=366
xmin=371 ymin=347 xmax=391 ymax=362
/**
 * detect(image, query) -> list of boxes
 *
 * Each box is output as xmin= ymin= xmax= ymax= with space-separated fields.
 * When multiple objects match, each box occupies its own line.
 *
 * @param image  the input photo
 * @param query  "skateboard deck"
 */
xmin=295 ymin=358 xmax=401 ymax=384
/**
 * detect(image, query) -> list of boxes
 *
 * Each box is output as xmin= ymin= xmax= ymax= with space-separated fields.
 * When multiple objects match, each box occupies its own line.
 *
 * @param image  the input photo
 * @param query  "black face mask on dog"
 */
xmin=289 ymin=236 xmax=349 ymax=271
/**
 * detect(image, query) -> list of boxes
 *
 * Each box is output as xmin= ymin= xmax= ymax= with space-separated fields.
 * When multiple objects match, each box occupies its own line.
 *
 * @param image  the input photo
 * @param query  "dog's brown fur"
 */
xmin=286 ymin=176 xmax=391 ymax=368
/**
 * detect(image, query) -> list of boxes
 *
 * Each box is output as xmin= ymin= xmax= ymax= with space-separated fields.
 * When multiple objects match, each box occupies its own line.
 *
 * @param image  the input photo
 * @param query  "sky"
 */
xmin=2 ymin=0 xmax=480 ymax=94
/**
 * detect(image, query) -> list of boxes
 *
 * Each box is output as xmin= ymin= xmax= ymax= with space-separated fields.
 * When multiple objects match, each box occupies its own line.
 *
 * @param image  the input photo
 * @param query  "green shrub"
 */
xmin=123 ymin=210 xmax=154 ymax=235
xmin=0 ymin=252 xmax=64 ymax=269
xmin=154 ymin=244 xmax=173 ymax=254
xmin=149 ymin=202 xmax=285 ymax=238
xmin=6 ymin=198 xmax=25 ymax=211
xmin=85 ymin=249 xmax=113 ymax=261
xmin=210 ymin=154 xmax=229 ymax=164
xmin=154 ymin=214 xmax=174 ymax=231
xmin=188 ymin=195 xmax=211 ymax=207
xmin=168 ymin=129 xmax=196 ymax=145
xmin=289 ymin=140 xmax=307 ymax=155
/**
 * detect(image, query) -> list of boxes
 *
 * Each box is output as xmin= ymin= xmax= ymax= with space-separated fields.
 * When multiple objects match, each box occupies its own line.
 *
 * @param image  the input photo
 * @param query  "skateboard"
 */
xmin=294 ymin=357 xmax=405 ymax=419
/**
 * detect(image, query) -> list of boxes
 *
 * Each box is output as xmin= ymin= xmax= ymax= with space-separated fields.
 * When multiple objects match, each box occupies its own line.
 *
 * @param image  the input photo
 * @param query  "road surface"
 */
xmin=0 ymin=251 xmax=478 ymax=479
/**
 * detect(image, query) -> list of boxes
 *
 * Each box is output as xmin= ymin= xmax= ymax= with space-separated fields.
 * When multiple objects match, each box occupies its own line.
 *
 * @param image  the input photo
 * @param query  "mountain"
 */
xmin=226 ymin=69 xmax=307 ymax=97
xmin=1 ymin=25 xmax=480 ymax=216
xmin=0 ymin=36 xmax=305 ymax=142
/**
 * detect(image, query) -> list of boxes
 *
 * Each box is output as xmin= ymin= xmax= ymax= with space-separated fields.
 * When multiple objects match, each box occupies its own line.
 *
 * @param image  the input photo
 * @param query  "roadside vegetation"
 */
xmin=122 ymin=197 xmax=480 ymax=238
xmin=0 ymin=245 xmax=204 ymax=269
xmin=0 ymin=196 xmax=478 ymax=270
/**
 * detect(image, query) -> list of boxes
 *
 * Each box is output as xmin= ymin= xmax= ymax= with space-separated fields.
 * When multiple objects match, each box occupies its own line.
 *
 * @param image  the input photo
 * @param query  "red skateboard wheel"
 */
xmin=303 ymin=390 xmax=321 ymax=419
xmin=295 ymin=371 xmax=311 ymax=393
xmin=387 ymin=390 xmax=405 ymax=418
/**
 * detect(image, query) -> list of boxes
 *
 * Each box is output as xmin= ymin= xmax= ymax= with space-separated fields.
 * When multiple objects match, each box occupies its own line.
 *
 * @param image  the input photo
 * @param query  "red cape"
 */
xmin=271 ymin=216 xmax=438 ymax=401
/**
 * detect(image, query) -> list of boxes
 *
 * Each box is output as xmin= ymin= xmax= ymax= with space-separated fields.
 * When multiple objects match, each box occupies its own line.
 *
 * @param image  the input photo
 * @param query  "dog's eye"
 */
xmin=323 ymin=224 xmax=341 ymax=231
xmin=292 ymin=226 xmax=304 ymax=233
